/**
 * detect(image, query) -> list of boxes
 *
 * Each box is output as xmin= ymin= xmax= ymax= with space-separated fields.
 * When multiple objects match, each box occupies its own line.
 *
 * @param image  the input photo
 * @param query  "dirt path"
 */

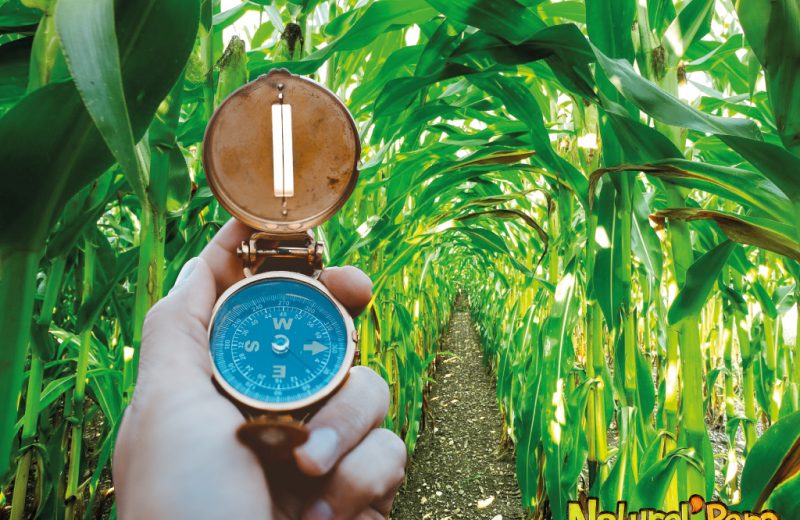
xmin=391 ymin=298 xmax=524 ymax=520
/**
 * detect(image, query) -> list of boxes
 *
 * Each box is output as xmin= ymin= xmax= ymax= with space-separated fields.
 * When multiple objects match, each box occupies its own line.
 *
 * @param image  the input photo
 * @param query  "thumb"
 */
xmin=134 ymin=257 xmax=218 ymax=399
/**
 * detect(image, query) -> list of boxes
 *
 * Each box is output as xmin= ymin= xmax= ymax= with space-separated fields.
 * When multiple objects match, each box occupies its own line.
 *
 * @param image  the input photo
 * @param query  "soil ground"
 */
xmin=391 ymin=297 xmax=524 ymax=520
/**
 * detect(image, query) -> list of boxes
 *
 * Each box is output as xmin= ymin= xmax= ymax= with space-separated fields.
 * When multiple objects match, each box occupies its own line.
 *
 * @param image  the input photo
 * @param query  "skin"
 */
xmin=113 ymin=220 xmax=407 ymax=520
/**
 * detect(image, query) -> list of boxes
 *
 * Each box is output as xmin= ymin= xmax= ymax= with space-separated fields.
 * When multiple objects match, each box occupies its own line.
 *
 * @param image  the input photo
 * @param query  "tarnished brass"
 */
xmin=236 ymin=414 xmax=310 ymax=462
xmin=205 ymin=72 xmax=360 ymax=464
xmin=203 ymin=68 xmax=360 ymax=235
xmin=238 ymin=230 xmax=324 ymax=277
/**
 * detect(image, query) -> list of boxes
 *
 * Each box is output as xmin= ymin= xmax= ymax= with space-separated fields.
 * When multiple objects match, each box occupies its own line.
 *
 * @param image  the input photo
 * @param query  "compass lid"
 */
xmin=203 ymin=69 xmax=360 ymax=235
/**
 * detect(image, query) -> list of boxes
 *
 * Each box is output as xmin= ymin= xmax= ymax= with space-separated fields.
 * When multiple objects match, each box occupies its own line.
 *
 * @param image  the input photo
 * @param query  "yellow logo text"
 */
xmin=567 ymin=496 xmax=779 ymax=520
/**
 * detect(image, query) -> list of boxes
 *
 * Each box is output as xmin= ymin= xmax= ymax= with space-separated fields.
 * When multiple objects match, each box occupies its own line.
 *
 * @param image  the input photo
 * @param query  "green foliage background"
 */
xmin=0 ymin=0 xmax=799 ymax=518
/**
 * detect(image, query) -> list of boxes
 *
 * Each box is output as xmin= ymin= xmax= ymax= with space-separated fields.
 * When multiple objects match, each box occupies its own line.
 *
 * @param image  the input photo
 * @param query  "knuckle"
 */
xmin=374 ymin=428 xmax=408 ymax=469
xmin=351 ymin=366 xmax=390 ymax=414
xmin=353 ymin=474 xmax=385 ymax=502
xmin=324 ymin=474 xmax=380 ymax=514
xmin=335 ymin=400 xmax=370 ymax=437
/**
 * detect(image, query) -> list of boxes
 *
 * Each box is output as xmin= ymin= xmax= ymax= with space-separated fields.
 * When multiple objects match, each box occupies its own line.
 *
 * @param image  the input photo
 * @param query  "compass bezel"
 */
xmin=208 ymin=270 xmax=357 ymax=412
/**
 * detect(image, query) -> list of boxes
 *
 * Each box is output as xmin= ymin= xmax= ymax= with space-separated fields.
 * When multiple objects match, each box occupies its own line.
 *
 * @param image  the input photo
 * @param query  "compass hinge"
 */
xmin=238 ymin=232 xmax=324 ymax=276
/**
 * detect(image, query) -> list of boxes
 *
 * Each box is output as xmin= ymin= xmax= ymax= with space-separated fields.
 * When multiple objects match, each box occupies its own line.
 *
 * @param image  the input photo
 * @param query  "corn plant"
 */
xmin=1 ymin=0 xmax=799 ymax=518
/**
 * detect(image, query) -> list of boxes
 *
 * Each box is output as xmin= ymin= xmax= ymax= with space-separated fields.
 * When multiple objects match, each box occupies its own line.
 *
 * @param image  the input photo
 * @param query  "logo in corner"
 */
xmin=567 ymin=495 xmax=780 ymax=520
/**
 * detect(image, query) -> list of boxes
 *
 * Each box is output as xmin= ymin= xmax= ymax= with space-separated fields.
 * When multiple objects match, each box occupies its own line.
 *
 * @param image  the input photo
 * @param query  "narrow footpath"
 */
xmin=391 ymin=297 xmax=524 ymax=520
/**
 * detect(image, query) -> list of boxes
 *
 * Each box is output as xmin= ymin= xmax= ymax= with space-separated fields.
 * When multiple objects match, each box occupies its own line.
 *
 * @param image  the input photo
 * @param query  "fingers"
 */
xmin=135 ymin=257 xmax=217 ymax=399
xmin=353 ymin=509 xmax=387 ymax=520
xmin=301 ymin=428 xmax=407 ymax=520
xmin=294 ymin=366 xmax=390 ymax=476
xmin=137 ymin=218 xmax=372 ymax=391
xmin=199 ymin=218 xmax=254 ymax=296
xmin=319 ymin=266 xmax=373 ymax=316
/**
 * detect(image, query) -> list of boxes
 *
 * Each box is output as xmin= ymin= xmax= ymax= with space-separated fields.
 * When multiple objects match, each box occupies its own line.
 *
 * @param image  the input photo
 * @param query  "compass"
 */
xmin=209 ymin=273 xmax=354 ymax=411
xmin=202 ymin=69 xmax=361 ymax=457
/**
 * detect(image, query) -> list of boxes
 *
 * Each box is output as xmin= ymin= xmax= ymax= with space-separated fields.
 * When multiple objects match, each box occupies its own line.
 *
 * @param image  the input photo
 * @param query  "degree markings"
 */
xmin=229 ymin=304 xmax=335 ymax=391
xmin=210 ymin=282 xmax=349 ymax=403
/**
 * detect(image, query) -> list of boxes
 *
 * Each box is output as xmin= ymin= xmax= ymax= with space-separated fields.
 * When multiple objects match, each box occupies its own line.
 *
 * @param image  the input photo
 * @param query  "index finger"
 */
xmin=293 ymin=366 xmax=391 ymax=476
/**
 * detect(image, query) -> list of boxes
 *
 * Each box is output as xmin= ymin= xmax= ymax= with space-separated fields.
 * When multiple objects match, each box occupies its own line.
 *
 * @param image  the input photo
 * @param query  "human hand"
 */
xmin=113 ymin=220 xmax=407 ymax=519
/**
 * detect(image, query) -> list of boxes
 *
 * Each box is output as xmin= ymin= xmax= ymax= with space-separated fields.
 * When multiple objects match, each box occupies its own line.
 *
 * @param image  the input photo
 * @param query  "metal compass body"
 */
xmin=203 ymin=69 xmax=361 ymax=415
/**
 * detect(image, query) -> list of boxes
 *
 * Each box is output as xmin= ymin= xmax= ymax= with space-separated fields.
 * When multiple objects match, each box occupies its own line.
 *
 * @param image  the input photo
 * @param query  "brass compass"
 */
xmin=203 ymin=69 xmax=361 ymax=459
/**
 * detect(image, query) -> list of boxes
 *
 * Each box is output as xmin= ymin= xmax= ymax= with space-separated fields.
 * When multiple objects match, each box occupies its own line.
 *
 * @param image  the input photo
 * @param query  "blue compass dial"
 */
xmin=209 ymin=277 xmax=349 ymax=405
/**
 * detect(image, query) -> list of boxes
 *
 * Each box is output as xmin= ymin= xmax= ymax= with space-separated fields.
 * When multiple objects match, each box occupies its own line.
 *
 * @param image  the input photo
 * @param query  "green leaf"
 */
xmin=718 ymin=134 xmax=800 ymax=204
xmin=601 ymin=407 xmax=639 ymax=507
xmin=0 ymin=0 xmax=199 ymax=251
xmin=753 ymin=281 xmax=778 ymax=319
xmin=592 ymin=43 xmax=763 ymax=141
xmin=736 ymin=0 xmax=770 ymax=64
xmin=0 ymin=35 xmax=29 ymax=109
xmin=668 ymin=240 xmax=737 ymax=324
xmin=540 ymin=257 xmax=580 ymax=519
xmin=37 ymin=374 xmax=75 ymax=414
xmin=630 ymin=448 xmax=695 ymax=509
xmin=425 ymin=0 xmax=546 ymax=45
xmin=647 ymin=0 xmax=676 ymax=38
xmin=630 ymin=184 xmax=662 ymax=281
xmin=585 ymin=0 xmax=635 ymax=62
xmin=740 ymin=411 xmax=800 ymax=511
xmin=590 ymin=160 xmax=794 ymax=222
xmin=765 ymin=471 xmax=800 ymax=518
xmin=212 ymin=0 xmax=260 ymax=31
xmin=149 ymin=73 xmax=188 ymax=215
xmin=662 ymin=0 xmax=714 ymax=62
xmin=593 ymin=181 xmax=622 ymax=331
xmin=537 ymin=1 xmax=585 ymax=24
xmin=740 ymin=0 xmax=800 ymax=155
xmin=452 ymin=24 xmax=597 ymax=100
xmin=56 ymin=0 xmax=145 ymax=199
xmin=75 ymin=248 xmax=138 ymax=332
xmin=0 ymin=0 xmax=39 ymax=30
xmin=654 ymin=208 xmax=800 ymax=263
xmin=374 ymin=63 xmax=484 ymax=118
xmin=249 ymin=0 xmax=437 ymax=75
xmin=603 ymin=103 xmax=683 ymax=163
xmin=471 ymin=74 xmax=590 ymax=208
xmin=456 ymin=208 xmax=548 ymax=265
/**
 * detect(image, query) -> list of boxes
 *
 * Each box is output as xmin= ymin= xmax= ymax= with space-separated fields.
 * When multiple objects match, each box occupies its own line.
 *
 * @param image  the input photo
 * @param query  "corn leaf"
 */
xmin=668 ymin=240 xmax=736 ymax=324
xmin=0 ymin=0 xmax=199 ymax=250
xmin=0 ymin=35 xmax=29 ymax=109
xmin=424 ymin=0 xmax=546 ymax=45
xmin=592 ymin=43 xmax=763 ymax=141
xmin=590 ymin=160 xmax=794 ymax=222
xmin=739 ymin=0 xmax=800 ymax=155
xmin=654 ymin=207 xmax=800 ymax=262
xmin=56 ymin=0 xmax=147 ymax=199
xmin=740 ymin=411 xmax=800 ymax=511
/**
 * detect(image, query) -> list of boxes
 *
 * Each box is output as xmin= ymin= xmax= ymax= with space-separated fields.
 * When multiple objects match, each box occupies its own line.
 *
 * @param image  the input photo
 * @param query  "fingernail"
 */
xmin=302 ymin=499 xmax=333 ymax=520
xmin=296 ymin=427 xmax=339 ymax=473
xmin=172 ymin=257 xmax=200 ymax=292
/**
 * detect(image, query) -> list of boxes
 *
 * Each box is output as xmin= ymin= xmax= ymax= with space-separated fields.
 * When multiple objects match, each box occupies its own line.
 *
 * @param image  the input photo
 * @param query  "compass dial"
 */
xmin=209 ymin=276 xmax=350 ymax=407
